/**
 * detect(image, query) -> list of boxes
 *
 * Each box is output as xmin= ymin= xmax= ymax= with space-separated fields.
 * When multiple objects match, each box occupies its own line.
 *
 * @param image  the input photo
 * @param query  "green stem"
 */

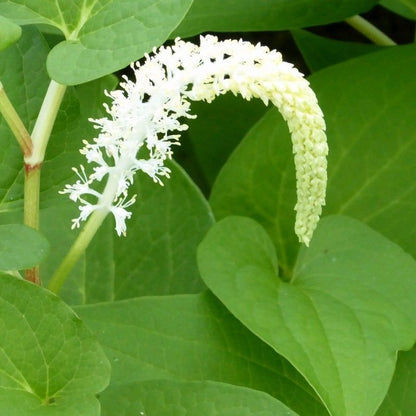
xmin=48 ymin=159 xmax=126 ymax=293
xmin=22 ymin=80 xmax=66 ymax=285
xmin=47 ymin=209 xmax=109 ymax=294
xmin=0 ymin=81 xmax=33 ymax=157
xmin=24 ymin=164 xmax=41 ymax=284
xmin=24 ymin=164 xmax=41 ymax=228
xmin=25 ymin=80 xmax=67 ymax=166
xmin=345 ymin=15 xmax=397 ymax=46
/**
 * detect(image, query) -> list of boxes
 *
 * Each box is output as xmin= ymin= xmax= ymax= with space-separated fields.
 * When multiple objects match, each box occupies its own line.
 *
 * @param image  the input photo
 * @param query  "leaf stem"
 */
xmin=0 ymin=81 xmax=33 ymax=157
xmin=345 ymin=15 xmax=397 ymax=46
xmin=22 ymin=80 xmax=66 ymax=285
xmin=47 ymin=209 xmax=109 ymax=294
xmin=25 ymin=80 xmax=67 ymax=166
xmin=24 ymin=164 xmax=42 ymax=284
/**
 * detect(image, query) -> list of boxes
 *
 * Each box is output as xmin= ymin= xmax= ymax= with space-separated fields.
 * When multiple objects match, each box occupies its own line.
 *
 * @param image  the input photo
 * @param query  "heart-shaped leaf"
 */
xmin=0 ymin=273 xmax=110 ymax=415
xmin=174 ymin=0 xmax=379 ymax=38
xmin=197 ymin=215 xmax=416 ymax=416
xmin=0 ymin=0 xmax=193 ymax=85
xmin=76 ymin=292 xmax=328 ymax=416
xmin=99 ymin=379 xmax=300 ymax=416
xmin=0 ymin=15 xmax=21 ymax=51
xmin=0 ymin=224 xmax=49 ymax=270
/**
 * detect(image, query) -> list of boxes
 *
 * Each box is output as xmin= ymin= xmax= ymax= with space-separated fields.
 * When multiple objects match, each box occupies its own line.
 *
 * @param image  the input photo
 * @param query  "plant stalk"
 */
xmin=24 ymin=164 xmax=42 ymax=284
xmin=25 ymin=80 xmax=67 ymax=166
xmin=23 ymin=80 xmax=66 ymax=285
xmin=345 ymin=15 xmax=397 ymax=46
xmin=0 ymin=81 xmax=33 ymax=157
xmin=47 ymin=209 xmax=109 ymax=294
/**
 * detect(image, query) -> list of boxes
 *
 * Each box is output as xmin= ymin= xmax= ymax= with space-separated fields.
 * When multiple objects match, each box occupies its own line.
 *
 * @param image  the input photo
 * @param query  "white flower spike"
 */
xmin=62 ymin=35 xmax=328 ymax=245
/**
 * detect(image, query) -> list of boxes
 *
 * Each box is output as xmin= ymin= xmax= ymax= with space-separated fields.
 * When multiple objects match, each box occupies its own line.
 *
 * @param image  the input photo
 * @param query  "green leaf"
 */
xmin=0 ymin=0 xmax=193 ymax=84
xmin=0 ymin=15 xmax=21 ymax=51
xmin=210 ymin=109 xmax=298 ymax=277
xmin=291 ymin=29 xmax=383 ymax=73
xmin=76 ymin=292 xmax=329 ymax=416
xmin=0 ymin=224 xmax=49 ymax=270
xmin=178 ymin=95 xmax=267 ymax=189
xmin=197 ymin=215 xmax=416 ymax=416
xmin=210 ymin=44 xmax=416 ymax=272
xmin=109 ymin=160 xmax=213 ymax=300
xmin=0 ymin=273 xmax=110 ymax=415
xmin=174 ymin=0 xmax=379 ymax=37
xmin=79 ymin=159 xmax=214 ymax=304
xmin=376 ymin=346 xmax=416 ymax=415
xmin=380 ymin=0 xmax=416 ymax=20
xmin=100 ymin=379 xmax=300 ymax=416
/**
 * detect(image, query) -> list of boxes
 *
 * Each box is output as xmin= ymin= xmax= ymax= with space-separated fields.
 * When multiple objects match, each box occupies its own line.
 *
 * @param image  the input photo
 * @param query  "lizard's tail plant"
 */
xmin=48 ymin=35 xmax=328 ymax=293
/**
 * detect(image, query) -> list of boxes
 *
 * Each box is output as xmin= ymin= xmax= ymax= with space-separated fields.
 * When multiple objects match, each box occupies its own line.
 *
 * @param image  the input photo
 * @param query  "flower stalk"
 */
xmin=47 ymin=208 xmax=108 ymax=293
xmin=57 ymin=35 xmax=328 ymax=292
xmin=23 ymin=80 xmax=66 ymax=284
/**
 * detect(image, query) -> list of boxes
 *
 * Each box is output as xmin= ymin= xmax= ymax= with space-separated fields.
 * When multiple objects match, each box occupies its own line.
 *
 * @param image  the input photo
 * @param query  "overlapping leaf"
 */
xmin=376 ymin=346 xmax=416 ymax=415
xmin=380 ymin=0 xmax=416 ymax=20
xmin=174 ymin=0 xmax=379 ymax=37
xmin=198 ymin=215 xmax=416 ymax=416
xmin=0 ymin=15 xmax=21 ymax=50
xmin=0 ymin=274 xmax=110 ymax=415
xmin=0 ymin=224 xmax=49 ymax=270
xmin=76 ymin=292 xmax=328 ymax=416
xmin=178 ymin=95 xmax=266 ymax=190
xmin=291 ymin=29 xmax=383 ymax=73
xmin=100 ymin=380 xmax=300 ymax=416
xmin=0 ymin=0 xmax=193 ymax=84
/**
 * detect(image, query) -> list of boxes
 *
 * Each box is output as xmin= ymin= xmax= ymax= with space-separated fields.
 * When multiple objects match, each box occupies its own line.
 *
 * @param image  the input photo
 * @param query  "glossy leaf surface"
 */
xmin=0 ymin=274 xmax=110 ymax=415
xmin=100 ymin=380 xmax=300 ymax=416
xmin=0 ymin=0 xmax=193 ymax=84
xmin=198 ymin=215 xmax=416 ymax=416
xmin=77 ymin=292 xmax=328 ymax=416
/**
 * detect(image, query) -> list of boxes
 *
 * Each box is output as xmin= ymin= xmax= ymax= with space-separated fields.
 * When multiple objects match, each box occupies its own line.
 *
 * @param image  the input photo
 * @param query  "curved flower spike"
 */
xmin=62 ymin=35 xmax=328 ymax=245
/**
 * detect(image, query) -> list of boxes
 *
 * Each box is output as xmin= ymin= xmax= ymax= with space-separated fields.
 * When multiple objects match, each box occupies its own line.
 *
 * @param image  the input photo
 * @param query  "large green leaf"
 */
xmin=110 ymin=160 xmax=212 ymax=300
xmin=0 ymin=0 xmax=193 ymax=85
xmin=291 ymin=29 xmax=383 ymax=73
xmin=380 ymin=0 xmax=416 ymax=20
xmin=0 ymin=273 xmax=110 ymax=415
xmin=100 ymin=380 xmax=300 ymax=416
xmin=0 ymin=15 xmax=21 ymax=51
xmin=210 ymin=109 xmax=298 ymax=277
xmin=178 ymin=94 xmax=266 ymax=190
xmin=76 ymin=292 xmax=329 ymax=416
xmin=210 ymin=45 xmax=416 ymax=272
xmin=0 ymin=224 xmax=49 ymax=270
xmin=174 ymin=0 xmax=379 ymax=37
xmin=197 ymin=215 xmax=416 ymax=416
xmin=376 ymin=346 xmax=416 ymax=415
xmin=0 ymin=26 xmax=213 ymax=304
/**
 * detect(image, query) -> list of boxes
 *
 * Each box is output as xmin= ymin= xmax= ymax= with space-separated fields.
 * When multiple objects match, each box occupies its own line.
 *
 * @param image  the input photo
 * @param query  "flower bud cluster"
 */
xmin=62 ymin=35 xmax=328 ymax=244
